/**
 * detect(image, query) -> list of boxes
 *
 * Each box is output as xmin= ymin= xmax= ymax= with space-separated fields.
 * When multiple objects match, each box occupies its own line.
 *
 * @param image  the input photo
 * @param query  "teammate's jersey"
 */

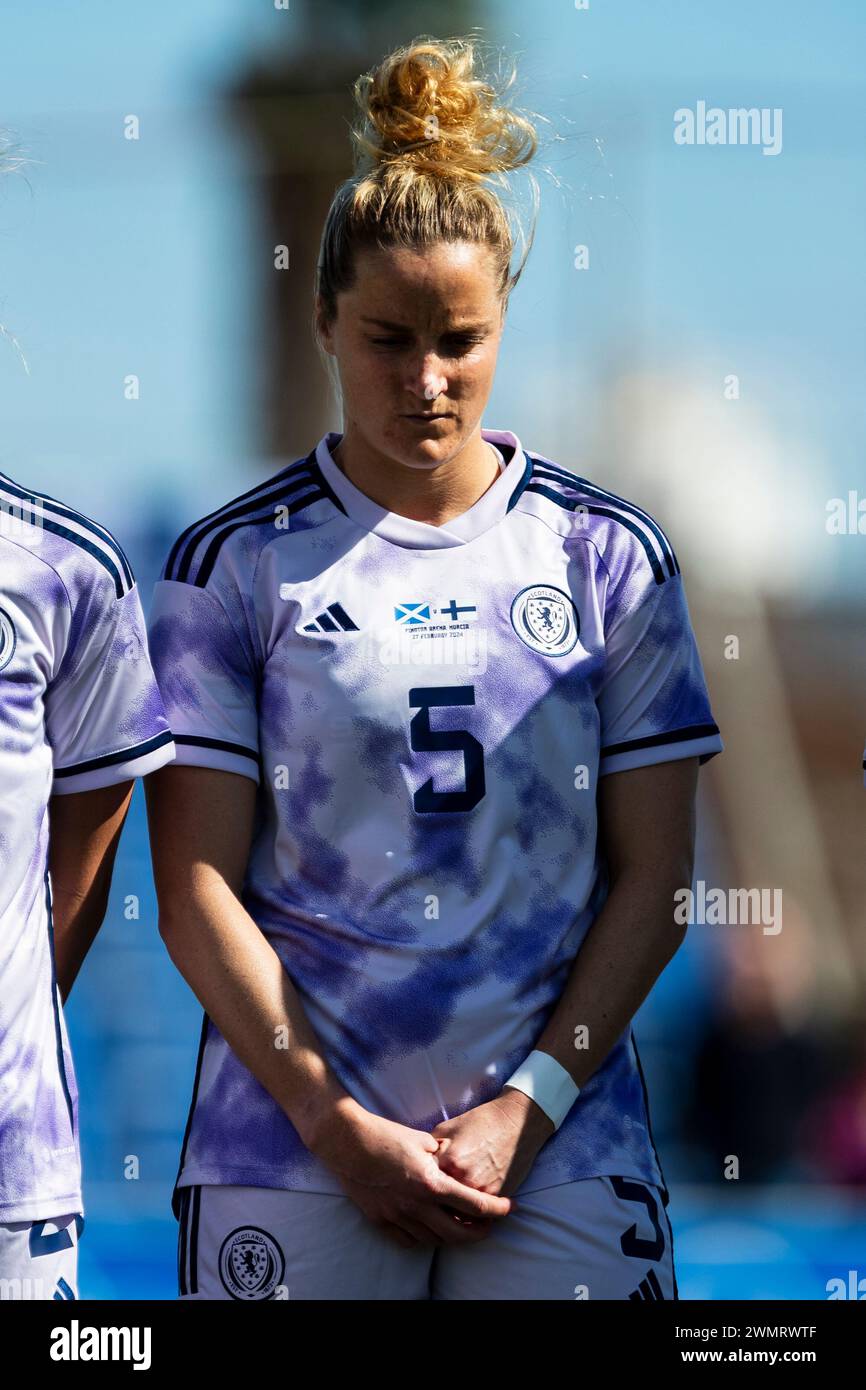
xmin=0 ymin=470 xmax=175 ymax=1223
xmin=147 ymin=429 xmax=723 ymax=1208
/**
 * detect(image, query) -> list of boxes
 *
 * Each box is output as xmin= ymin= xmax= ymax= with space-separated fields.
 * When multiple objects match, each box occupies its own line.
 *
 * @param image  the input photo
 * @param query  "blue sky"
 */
xmin=1 ymin=0 xmax=863 ymax=593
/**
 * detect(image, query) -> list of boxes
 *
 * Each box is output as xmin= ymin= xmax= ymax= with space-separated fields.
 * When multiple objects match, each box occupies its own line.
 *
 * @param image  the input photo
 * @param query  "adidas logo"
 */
xmin=629 ymin=1268 xmax=666 ymax=1301
xmin=302 ymin=602 xmax=359 ymax=634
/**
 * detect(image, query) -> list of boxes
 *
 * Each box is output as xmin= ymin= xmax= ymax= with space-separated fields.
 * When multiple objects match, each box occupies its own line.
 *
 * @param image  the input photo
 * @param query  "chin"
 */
xmin=388 ymin=426 xmax=460 ymax=471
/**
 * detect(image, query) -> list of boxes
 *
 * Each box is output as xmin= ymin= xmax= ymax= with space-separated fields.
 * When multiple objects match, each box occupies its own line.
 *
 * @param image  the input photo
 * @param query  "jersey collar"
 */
xmin=314 ymin=429 xmax=531 ymax=549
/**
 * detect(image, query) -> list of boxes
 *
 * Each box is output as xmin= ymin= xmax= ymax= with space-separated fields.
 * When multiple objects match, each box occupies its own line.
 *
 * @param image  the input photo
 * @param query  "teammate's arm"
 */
xmin=48 ymin=781 xmax=135 ymax=1000
xmin=146 ymin=762 xmax=513 ymax=1247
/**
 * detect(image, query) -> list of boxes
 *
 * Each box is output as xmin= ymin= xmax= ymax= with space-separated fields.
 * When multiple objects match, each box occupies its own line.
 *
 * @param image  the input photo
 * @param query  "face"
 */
xmin=316 ymin=240 xmax=505 ymax=471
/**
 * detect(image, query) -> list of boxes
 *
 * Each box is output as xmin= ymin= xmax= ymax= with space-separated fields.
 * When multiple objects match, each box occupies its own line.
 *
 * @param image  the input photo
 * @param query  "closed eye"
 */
xmin=444 ymin=335 xmax=485 ymax=354
xmin=369 ymin=335 xmax=485 ymax=355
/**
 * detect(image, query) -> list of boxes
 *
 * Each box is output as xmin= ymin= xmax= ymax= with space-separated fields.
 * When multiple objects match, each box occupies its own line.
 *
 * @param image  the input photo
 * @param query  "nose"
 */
xmin=407 ymin=352 xmax=447 ymax=403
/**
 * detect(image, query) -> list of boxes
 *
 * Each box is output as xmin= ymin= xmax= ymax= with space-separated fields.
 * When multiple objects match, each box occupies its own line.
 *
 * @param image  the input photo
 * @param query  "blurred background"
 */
xmin=1 ymin=0 xmax=865 ymax=1299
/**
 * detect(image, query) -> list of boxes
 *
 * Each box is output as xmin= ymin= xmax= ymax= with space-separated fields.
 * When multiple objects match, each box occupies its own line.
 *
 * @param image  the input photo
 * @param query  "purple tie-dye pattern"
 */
xmin=355 ymin=714 xmax=412 ymax=796
xmin=0 ymin=1037 xmax=79 ymax=1206
xmin=149 ymin=589 xmax=255 ymax=721
xmin=184 ymin=1021 xmax=322 ymax=1186
xmin=633 ymin=579 xmax=711 ymax=731
xmin=327 ymin=887 xmax=590 ymax=1071
xmin=149 ymin=437 xmax=721 ymax=1200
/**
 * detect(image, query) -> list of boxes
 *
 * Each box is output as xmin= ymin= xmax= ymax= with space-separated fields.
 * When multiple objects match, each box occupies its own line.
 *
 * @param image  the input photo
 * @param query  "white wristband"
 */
xmin=503 ymin=1050 xmax=580 ymax=1131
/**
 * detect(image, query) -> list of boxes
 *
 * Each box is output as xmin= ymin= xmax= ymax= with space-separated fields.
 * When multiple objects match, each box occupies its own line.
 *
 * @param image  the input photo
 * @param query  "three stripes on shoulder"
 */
xmin=161 ymin=449 xmax=681 ymax=593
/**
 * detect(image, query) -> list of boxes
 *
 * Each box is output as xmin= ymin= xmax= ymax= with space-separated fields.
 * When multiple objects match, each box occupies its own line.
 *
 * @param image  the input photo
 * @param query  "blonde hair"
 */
xmin=0 ymin=130 xmax=31 ymax=181
xmin=315 ymin=34 xmax=541 ymax=327
xmin=0 ymin=131 xmax=34 ymax=376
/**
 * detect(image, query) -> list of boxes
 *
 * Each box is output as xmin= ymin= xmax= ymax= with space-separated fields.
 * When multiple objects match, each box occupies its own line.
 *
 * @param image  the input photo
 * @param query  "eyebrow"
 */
xmin=360 ymin=317 xmax=491 ymax=332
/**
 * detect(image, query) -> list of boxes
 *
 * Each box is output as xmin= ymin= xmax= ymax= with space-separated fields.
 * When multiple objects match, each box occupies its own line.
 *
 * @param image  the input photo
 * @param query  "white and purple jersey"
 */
xmin=147 ymin=428 xmax=722 ymax=1210
xmin=0 ymin=471 xmax=175 ymax=1223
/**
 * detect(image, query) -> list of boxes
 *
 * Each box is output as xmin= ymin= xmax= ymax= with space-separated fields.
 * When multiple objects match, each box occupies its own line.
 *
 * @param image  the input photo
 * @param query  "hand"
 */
xmin=431 ymin=1088 xmax=556 ymax=1201
xmin=306 ymin=1096 xmax=516 ymax=1250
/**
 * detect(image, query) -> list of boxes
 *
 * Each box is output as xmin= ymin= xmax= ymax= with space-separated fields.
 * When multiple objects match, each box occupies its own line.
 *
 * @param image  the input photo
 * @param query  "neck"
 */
xmin=330 ymin=428 xmax=501 ymax=528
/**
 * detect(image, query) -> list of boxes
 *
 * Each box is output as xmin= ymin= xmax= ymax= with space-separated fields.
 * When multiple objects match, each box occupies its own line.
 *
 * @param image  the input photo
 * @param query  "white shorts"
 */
xmin=177 ymin=1176 xmax=677 ymax=1301
xmin=0 ymin=1212 xmax=82 ymax=1301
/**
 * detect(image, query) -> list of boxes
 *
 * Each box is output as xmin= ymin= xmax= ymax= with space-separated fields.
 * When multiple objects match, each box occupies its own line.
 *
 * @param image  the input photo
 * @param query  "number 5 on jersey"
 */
xmin=409 ymin=685 xmax=486 ymax=813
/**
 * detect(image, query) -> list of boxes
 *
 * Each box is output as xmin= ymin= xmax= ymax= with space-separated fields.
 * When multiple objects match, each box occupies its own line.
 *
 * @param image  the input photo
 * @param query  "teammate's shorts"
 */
xmin=176 ymin=1176 xmax=677 ymax=1301
xmin=0 ymin=1212 xmax=82 ymax=1301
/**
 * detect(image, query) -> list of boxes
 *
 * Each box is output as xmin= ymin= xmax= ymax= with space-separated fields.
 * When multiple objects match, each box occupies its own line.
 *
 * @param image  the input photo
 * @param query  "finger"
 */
xmin=439 ymin=1204 xmax=492 ymax=1226
xmin=393 ymin=1204 xmax=488 ymax=1247
xmin=421 ymin=1206 xmax=496 ymax=1244
xmin=433 ymin=1172 xmax=513 ymax=1218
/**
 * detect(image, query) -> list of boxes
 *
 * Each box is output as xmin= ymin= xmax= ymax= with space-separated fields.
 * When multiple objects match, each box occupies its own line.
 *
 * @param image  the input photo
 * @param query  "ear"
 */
xmin=314 ymin=295 xmax=335 ymax=355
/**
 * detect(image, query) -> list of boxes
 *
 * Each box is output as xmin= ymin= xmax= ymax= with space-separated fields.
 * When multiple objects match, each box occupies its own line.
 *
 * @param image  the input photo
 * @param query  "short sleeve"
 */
xmin=147 ymin=577 xmax=261 ymax=785
xmin=597 ymin=570 xmax=723 ymax=777
xmin=45 ymin=578 xmax=175 ymax=795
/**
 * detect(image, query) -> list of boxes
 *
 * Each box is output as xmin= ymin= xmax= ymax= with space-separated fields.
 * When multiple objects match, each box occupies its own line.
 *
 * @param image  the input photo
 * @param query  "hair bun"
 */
xmin=352 ymin=35 xmax=537 ymax=182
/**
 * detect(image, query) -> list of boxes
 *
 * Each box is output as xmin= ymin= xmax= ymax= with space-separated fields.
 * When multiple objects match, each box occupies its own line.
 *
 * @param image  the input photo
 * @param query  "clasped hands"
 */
xmin=312 ymin=1087 xmax=556 ymax=1249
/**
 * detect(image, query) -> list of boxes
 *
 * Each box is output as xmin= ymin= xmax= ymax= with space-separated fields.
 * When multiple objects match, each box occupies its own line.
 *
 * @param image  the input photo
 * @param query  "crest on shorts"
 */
xmin=218 ymin=1226 xmax=285 ymax=1300
xmin=510 ymin=584 xmax=579 ymax=656
xmin=0 ymin=607 xmax=16 ymax=672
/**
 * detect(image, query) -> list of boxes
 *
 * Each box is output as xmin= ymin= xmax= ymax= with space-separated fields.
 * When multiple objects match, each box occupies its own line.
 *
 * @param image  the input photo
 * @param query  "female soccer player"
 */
xmin=146 ymin=35 xmax=722 ymax=1301
xmin=0 ymin=473 xmax=175 ymax=1299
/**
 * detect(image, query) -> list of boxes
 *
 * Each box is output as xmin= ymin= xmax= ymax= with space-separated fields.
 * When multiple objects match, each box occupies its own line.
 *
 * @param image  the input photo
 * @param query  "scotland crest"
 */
xmin=219 ymin=1226 xmax=285 ymax=1300
xmin=0 ymin=606 xmax=16 ymax=672
xmin=510 ymin=584 xmax=579 ymax=656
